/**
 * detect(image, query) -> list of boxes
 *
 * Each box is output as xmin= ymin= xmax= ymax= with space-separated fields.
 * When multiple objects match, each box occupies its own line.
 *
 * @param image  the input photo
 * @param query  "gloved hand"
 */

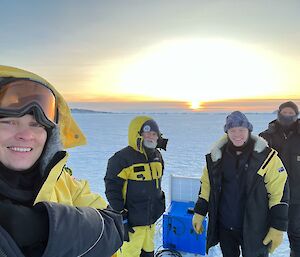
xmin=0 ymin=201 xmax=48 ymax=247
xmin=123 ymin=219 xmax=135 ymax=242
xmin=192 ymin=213 xmax=205 ymax=234
xmin=120 ymin=209 xmax=135 ymax=242
xmin=262 ymin=227 xmax=283 ymax=253
xmin=100 ymin=208 xmax=124 ymax=242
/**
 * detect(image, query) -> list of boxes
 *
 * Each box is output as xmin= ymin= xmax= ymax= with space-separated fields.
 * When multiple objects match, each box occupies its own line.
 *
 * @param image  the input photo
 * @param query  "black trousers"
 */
xmin=219 ymin=227 xmax=268 ymax=257
xmin=288 ymin=204 xmax=300 ymax=256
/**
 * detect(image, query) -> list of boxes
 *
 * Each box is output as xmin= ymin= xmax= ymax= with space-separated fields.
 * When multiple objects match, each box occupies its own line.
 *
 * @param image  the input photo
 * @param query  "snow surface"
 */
xmin=68 ymin=112 xmax=289 ymax=256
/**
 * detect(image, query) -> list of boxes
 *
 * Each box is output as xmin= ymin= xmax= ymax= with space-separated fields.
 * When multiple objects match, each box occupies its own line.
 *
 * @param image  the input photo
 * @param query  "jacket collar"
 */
xmin=34 ymin=152 xmax=68 ymax=205
xmin=267 ymin=119 xmax=300 ymax=134
xmin=210 ymin=134 xmax=268 ymax=162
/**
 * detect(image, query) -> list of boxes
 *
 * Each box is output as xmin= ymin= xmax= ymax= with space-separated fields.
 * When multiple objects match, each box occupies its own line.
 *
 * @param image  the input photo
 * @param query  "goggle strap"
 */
xmin=0 ymin=104 xmax=55 ymax=128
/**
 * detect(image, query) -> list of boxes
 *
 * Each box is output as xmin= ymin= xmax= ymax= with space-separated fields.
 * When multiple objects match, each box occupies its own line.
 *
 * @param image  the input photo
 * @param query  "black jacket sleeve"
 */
xmin=0 ymin=226 xmax=25 ymax=257
xmin=0 ymin=201 xmax=48 ymax=248
xmin=0 ymin=202 xmax=123 ymax=257
xmin=104 ymin=154 xmax=126 ymax=212
xmin=269 ymin=180 xmax=289 ymax=231
xmin=40 ymin=202 xmax=123 ymax=257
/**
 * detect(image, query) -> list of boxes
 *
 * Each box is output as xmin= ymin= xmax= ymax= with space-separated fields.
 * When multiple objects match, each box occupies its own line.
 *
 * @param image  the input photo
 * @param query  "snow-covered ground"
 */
xmin=68 ymin=112 xmax=289 ymax=256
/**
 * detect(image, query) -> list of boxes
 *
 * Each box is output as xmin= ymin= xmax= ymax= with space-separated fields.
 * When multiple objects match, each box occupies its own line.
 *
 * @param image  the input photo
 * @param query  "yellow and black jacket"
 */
xmin=105 ymin=116 xmax=165 ymax=226
xmin=0 ymin=66 xmax=123 ymax=257
xmin=194 ymin=134 xmax=289 ymax=257
xmin=0 ymin=151 xmax=123 ymax=257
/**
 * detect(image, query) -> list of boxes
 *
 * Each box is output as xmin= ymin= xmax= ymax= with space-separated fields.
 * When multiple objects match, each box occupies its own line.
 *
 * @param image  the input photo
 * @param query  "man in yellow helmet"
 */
xmin=0 ymin=65 xmax=123 ymax=257
xmin=105 ymin=116 xmax=168 ymax=257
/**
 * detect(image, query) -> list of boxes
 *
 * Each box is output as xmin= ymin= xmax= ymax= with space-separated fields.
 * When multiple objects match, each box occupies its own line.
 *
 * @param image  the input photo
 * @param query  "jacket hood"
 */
xmin=0 ymin=65 xmax=86 ymax=148
xmin=128 ymin=116 xmax=153 ymax=153
xmin=209 ymin=134 xmax=269 ymax=162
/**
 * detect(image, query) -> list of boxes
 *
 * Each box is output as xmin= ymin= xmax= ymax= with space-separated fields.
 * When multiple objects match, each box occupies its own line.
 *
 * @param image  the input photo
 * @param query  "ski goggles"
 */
xmin=0 ymin=79 xmax=57 ymax=128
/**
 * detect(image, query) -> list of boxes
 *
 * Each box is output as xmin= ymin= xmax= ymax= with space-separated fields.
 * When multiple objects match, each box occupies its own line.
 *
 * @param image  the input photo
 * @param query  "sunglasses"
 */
xmin=0 ymin=79 xmax=57 ymax=128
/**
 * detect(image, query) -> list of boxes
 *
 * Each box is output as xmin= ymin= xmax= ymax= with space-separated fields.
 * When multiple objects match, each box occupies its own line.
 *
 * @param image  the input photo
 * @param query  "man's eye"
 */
xmin=0 ymin=120 xmax=15 ymax=125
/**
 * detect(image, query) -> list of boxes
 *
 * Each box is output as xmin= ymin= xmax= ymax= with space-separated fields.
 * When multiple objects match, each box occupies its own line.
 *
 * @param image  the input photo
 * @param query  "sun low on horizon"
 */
xmin=190 ymin=100 xmax=202 ymax=110
xmin=71 ymin=38 xmax=299 ymax=111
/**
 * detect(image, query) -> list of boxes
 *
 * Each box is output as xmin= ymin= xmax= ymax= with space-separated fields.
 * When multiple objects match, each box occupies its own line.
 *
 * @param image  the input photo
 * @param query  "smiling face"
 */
xmin=227 ymin=126 xmax=249 ymax=147
xmin=0 ymin=114 xmax=47 ymax=171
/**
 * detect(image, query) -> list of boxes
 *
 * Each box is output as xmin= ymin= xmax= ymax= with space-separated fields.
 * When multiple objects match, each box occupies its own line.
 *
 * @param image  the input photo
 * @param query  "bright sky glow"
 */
xmin=1 ymin=1 xmax=300 ymax=111
xmin=115 ymin=39 xmax=287 ymax=105
xmin=190 ymin=100 xmax=202 ymax=110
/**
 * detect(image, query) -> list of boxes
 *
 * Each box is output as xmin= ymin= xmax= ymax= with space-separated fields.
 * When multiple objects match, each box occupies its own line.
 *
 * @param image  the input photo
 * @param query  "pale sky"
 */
xmin=1 ymin=1 xmax=300 ymax=111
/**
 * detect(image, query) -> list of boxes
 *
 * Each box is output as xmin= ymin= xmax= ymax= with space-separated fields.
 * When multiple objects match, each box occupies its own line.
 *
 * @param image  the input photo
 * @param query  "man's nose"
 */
xmin=15 ymin=127 xmax=34 ymax=140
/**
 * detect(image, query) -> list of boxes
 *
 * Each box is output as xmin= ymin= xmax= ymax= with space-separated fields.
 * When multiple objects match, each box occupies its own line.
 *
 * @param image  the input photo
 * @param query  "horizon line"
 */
xmin=68 ymin=98 xmax=300 ymax=113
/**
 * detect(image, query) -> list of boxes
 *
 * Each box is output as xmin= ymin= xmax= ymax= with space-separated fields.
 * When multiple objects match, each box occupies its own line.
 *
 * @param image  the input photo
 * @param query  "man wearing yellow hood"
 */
xmin=105 ymin=116 xmax=168 ymax=257
xmin=0 ymin=65 xmax=123 ymax=257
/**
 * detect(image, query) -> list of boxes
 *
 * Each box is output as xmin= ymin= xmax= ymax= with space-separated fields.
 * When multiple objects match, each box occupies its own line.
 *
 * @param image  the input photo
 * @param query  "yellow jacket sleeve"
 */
xmin=260 ymin=151 xmax=288 ymax=209
xmin=258 ymin=149 xmax=289 ymax=231
xmin=199 ymin=165 xmax=211 ymax=202
xmin=194 ymin=165 xmax=211 ymax=215
xmin=63 ymin=172 xmax=108 ymax=209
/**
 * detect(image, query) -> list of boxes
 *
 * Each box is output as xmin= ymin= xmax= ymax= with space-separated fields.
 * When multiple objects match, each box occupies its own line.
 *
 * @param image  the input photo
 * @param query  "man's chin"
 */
xmin=143 ymin=140 xmax=157 ymax=149
xmin=233 ymin=141 xmax=244 ymax=147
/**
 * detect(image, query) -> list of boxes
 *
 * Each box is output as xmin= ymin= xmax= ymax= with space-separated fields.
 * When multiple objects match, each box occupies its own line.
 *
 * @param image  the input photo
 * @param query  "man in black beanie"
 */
xmin=105 ymin=116 xmax=168 ymax=257
xmin=260 ymin=101 xmax=300 ymax=257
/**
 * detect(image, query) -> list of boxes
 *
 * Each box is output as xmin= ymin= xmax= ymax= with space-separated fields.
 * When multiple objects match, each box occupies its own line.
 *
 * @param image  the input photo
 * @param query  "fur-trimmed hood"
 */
xmin=210 ymin=134 xmax=269 ymax=162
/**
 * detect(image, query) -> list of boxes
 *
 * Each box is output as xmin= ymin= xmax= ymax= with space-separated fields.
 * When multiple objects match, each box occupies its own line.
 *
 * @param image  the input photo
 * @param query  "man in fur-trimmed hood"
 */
xmin=192 ymin=111 xmax=289 ymax=257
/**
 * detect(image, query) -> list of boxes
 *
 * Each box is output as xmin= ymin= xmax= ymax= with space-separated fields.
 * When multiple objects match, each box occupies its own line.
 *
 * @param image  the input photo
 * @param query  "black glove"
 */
xmin=120 ymin=209 xmax=135 ymax=242
xmin=0 ymin=201 xmax=49 ymax=247
xmin=123 ymin=219 xmax=135 ymax=242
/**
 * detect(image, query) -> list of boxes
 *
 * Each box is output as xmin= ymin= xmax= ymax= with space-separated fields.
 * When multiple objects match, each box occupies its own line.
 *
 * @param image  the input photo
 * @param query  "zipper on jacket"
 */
xmin=145 ymin=152 xmax=160 ymax=224
xmin=144 ymin=152 xmax=158 ymax=188
xmin=148 ymin=162 xmax=159 ymax=188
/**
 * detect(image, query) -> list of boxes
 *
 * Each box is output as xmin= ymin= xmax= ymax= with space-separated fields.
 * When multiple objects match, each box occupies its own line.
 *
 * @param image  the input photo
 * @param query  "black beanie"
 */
xmin=279 ymin=101 xmax=299 ymax=115
xmin=140 ymin=119 xmax=160 ymax=135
